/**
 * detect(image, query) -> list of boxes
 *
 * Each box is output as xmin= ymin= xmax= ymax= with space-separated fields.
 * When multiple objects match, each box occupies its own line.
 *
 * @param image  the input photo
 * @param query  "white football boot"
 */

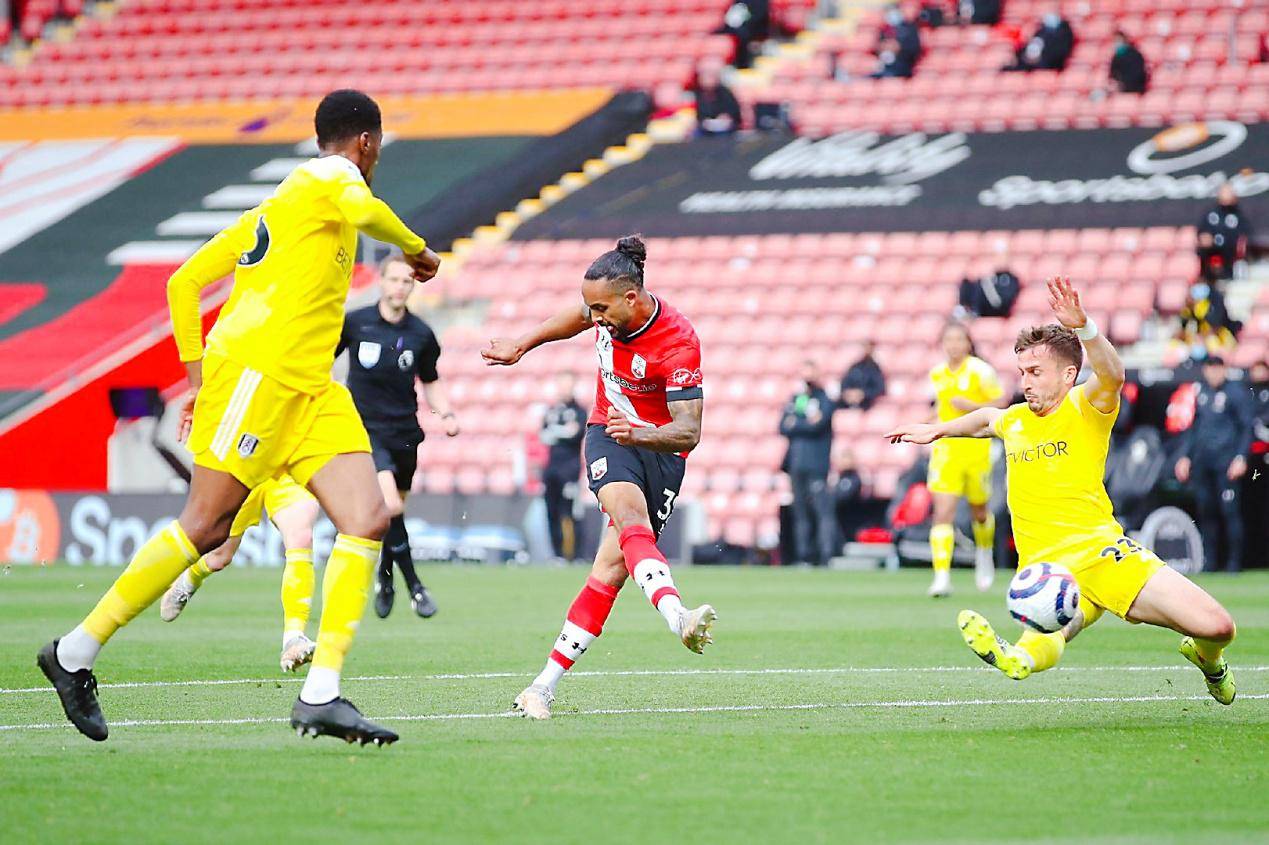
xmin=677 ymin=604 xmax=717 ymax=654
xmin=279 ymin=634 xmax=316 ymax=673
xmin=927 ymin=568 xmax=952 ymax=598
xmin=512 ymin=684 xmax=555 ymax=720
xmin=159 ymin=571 xmax=199 ymax=622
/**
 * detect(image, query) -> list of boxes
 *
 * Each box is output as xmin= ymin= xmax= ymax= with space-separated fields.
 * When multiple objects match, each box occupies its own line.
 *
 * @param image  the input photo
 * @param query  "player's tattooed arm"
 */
xmin=886 ymin=406 xmax=1003 ymax=444
xmin=481 ymin=304 xmax=591 ymax=366
xmin=1047 ymin=276 xmax=1124 ymax=414
xmin=609 ymin=398 xmax=704 ymax=453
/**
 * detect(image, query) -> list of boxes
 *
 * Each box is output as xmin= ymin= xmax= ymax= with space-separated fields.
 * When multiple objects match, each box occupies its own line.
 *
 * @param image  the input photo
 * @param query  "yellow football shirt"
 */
xmin=992 ymin=384 xmax=1122 ymax=565
xmin=168 ymin=154 xmax=426 ymax=394
xmin=930 ymin=356 xmax=1002 ymax=462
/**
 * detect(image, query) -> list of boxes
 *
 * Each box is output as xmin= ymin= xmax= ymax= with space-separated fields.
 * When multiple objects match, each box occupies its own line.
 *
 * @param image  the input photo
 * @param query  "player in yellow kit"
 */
xmin=925 ymin=321 xmax=1006 ymax=598
xmin=38 ymin=90 xmax=441 ymax=743
xmin=888 ymin=278 xmax=1237 ymax=704
xmin=159 ymin=474 xmax=322 ymax=673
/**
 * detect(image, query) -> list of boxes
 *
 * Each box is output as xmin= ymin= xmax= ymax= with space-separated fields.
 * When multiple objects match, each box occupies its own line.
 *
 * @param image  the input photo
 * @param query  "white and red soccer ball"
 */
xmin=1007 ymin=563 xmax=1080 ymax=633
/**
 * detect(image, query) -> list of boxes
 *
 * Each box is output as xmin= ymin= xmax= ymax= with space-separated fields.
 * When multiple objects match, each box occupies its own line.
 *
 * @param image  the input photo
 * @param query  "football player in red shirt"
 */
xmin=482 ymin=236 xmax=717 ymax=719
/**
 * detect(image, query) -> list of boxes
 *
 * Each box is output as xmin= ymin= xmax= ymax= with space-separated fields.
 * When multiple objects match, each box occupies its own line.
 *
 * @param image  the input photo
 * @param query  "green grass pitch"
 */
xmin=2 ymin=564 xmax=1267 ymax=844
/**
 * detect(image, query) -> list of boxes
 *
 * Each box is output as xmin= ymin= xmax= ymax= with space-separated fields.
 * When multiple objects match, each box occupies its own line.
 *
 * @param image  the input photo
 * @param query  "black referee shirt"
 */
xmin=339 ymin=304 xmax=440 ymax=449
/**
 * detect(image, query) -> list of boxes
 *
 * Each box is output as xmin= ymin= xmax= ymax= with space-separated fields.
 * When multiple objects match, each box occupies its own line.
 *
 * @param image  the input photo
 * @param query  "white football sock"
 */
xmin=56 ymin=625 xmax=102 ymax=672
xmin=532 ymin=660 xmax=567 ymax=693
xmin=657 ymin=594 xmax=685 ymax=632
xmin=300 ymin=666 xmax=340 ymax=705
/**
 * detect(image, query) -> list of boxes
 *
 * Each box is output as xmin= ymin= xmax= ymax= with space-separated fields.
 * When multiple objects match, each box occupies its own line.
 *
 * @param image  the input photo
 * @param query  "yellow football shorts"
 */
xmin=228 ymin=474 xmax=317 ymax=537
xmin=188 ymin=352 xmax=370 ymax=489
xmin=927 ymin=443 xmax=992 ymax=505
xmin=1044 ymin=535 xmax=1166 ymax=620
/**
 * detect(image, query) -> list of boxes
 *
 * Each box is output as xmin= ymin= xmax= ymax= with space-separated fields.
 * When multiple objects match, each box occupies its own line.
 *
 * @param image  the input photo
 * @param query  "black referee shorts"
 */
xmin=370 ymin=436 xmax=419 ymax=492
xmin=583 ymin=424 xmax=686 ymax=538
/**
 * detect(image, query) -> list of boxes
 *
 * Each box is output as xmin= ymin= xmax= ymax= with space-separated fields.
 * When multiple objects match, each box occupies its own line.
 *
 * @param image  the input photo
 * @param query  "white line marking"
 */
xmin=3 ymin=665 xmax=1267 ymax=695
xmin=2 ymin=693 xmax=1266 ymax=733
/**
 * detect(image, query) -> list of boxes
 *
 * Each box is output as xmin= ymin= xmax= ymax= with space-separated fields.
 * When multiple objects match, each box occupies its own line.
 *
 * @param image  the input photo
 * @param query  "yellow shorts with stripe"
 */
xmin=188 ymin=352 xmax=370 ymax=490
xmin=927 ymin=447 xmax=992 ymax=505
xmin=228 ymin=474 xmax=317 ymax=537
xmin=1032 ymin=534 xmax=1166 ymax=620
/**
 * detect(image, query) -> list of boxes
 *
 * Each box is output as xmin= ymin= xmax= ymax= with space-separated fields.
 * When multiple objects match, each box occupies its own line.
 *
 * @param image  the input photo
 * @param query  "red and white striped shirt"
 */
xmin=588 ymin=295 xmax=703 ymax=432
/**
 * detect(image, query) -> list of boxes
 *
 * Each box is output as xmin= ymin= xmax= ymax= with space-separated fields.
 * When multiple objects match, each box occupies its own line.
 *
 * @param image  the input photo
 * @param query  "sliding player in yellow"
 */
xmin=926 ymin=321 xmax=1006 ymax=597
xmin=888 ymin=278 xmax=1237 ymax=704
xmin=159 ymin=474 xmax=321 ymax=673
xmin=37 ymin=90 xmax=441 ymax=743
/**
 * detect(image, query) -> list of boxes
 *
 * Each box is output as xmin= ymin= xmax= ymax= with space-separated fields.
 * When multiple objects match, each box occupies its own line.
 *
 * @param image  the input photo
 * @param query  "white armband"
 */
xmin=1074 ymin=319 xmax=1098 ymax=341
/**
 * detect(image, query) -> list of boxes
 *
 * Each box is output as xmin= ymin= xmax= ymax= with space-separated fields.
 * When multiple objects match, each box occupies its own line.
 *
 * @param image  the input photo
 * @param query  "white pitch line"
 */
xmin=3 ymin=665 xmax=1268 ymax=695
xmin=2 ymin=693 xmax=1266 ymax=734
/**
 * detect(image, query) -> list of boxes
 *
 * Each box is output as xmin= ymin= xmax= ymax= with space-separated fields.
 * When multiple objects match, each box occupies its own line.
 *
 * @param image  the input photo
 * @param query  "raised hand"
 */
xmin=1046 ymin=276 xmax=1088 ymax=330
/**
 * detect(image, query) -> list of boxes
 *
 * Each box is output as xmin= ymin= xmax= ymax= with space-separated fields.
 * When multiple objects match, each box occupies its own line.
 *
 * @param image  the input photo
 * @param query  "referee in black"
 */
xmin=539 ymin=372 xmax=586 ymax=561
xmin=339 ymin=253 xmax=459 ymax=619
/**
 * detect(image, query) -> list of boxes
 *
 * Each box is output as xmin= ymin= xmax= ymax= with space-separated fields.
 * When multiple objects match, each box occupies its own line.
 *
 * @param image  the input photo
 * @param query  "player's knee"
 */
xmin=284 ymin=527 xmax=314 ymax=550
xmin=1201 ymin=608 xmax=1236 ymax=643
xmin=348 ymin=500 xmax=390 ymax=541
xmin=179 ymin=514 xmax=233 ymax=554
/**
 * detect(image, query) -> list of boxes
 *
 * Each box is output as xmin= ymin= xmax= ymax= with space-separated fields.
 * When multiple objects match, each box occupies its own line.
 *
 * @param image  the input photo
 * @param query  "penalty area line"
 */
xmin=2 ymin=692 xmax=1266 ymax=733
xmin=3 ymin=665 xmax=1269 ymax=695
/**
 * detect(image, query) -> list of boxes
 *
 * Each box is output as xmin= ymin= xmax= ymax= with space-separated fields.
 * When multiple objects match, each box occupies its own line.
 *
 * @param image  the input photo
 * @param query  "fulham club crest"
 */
xmin=631 ymin=354 xmax=647 ymax=380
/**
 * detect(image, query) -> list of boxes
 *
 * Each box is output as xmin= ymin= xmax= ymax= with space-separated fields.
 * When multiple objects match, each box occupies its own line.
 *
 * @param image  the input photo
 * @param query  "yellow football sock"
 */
xmin=187 ymin=558 xmax=214 ymax=588
xmin=311 ymin=534 xmax=381 ymax=672
xmin=972 ymin=513 xmax=995 ymax=549
xmin=83 ymin=521 xmax=200 ymax=644
xmin=281 ymin=548 xmax=315 ymax=637
xmin=1194 ymin=629 xmax=1235 ymax=669
xmin=1016 ymin=629 xmax=1066 ymax=673
xmin=930 ymin=524 xmax=954 ymax=573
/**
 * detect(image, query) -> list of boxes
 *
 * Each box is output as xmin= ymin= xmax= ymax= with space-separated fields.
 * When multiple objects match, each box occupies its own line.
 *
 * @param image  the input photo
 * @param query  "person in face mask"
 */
xmin=779 ymin=359 xmax=837 ymax=565
xmin=1003 ymin=10 xmax=1074 ymax=72
xmin=871 ymin=4 xmax=922 ymax=78
xmin=1108 ymin=29 xmax=1148 ymax=94
xmin=1177 ymin=274 xmax=1236 ymax=355
xmin=1197 ymin=183 xmax=1253 ymax=280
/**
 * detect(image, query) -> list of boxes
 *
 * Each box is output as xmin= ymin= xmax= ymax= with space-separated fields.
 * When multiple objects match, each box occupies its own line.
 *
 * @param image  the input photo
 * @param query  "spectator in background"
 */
xmin=780 ymin=359 xmax=836 ymax=565
xmin=1176 ymin=275 xmax=1237 ymax=356
xmin=1174 ymin=355 xmax=1255 ymax=573
xmin=958 ymin=0 xmax=1000 ymax=25
xmin=717 ymin=0 xmax=769 ymax=69
xmin=1197 ymin=182 xmax=1252 ymax=280
xmin=1108 ymin=30 xmax=1148 ymax=94
xmin=539 ymin=373 xmax=586 ymax=562
xmin=839 ymin=340 xmax=886 ymax=410
xmin=957 ymin=259 xmax=1020 ymax=318
xmin=831 ymin=444 xmax=865 ymax=548
xmin=1003 ymin=11 xmax=1074 ymax=72
xmin=871 ymin=5 xmax=922 ymax=78
xmin=693 ymin=58 xmax=743 ymax=137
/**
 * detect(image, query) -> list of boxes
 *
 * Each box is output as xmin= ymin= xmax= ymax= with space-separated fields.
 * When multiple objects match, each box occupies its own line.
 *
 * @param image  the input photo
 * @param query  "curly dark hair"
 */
xmin=314 ymin=89 xmax=382 ymax=147
xmin=1014 ymin=323 xmax=1083 ymax=371
xmin=584 ymin=235 xmax=647 ymax=289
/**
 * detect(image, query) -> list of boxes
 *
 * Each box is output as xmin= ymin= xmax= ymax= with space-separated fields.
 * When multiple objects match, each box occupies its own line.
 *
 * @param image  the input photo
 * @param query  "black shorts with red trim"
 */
xmin=582 ymin=425 xmax=686 ymax=538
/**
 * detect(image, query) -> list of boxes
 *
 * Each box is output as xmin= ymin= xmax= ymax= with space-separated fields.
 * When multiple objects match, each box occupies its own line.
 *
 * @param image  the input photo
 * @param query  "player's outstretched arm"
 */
xmin=481 ymin=304 xmax=592 ymax=366
xmin=608 ymin=399 xmax=703 ymax=454
xmin=886 ymin=406 xmax=1003 ymax=444
xmin=332 ymin=182 xmax=438 ymax=281
xmin=1047 ymin=276 xmax=1124 ymax=414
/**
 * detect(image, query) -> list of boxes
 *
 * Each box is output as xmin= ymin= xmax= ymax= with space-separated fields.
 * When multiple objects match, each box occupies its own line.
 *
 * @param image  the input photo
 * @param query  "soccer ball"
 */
xmin=1007 ymin=563 xmax=1080 ymax=633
